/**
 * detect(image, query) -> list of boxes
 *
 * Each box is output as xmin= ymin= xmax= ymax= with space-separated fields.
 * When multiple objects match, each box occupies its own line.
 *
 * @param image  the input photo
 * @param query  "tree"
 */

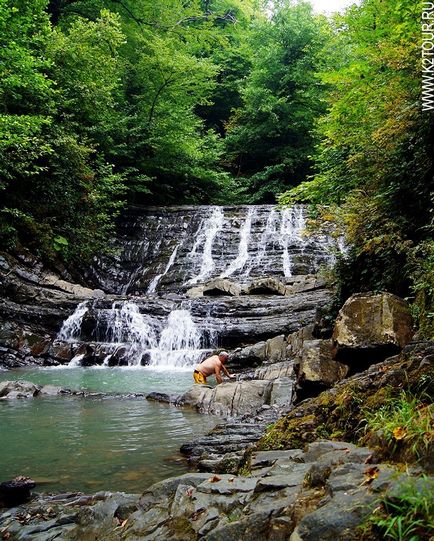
xmin=225 ymin=1 xmax=329 ymax=202
xmin=0 ymin=3 xmax=126 ymax=262
xmin=280 ymin=0 xmax=433 ymax=335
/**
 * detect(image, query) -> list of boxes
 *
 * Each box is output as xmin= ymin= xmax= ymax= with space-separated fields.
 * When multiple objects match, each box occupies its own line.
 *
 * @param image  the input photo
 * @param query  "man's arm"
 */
xmin=222 ymin=365 xmax=235 ymax=379
xmin=215 ymin=364 xmax=223 ymax=384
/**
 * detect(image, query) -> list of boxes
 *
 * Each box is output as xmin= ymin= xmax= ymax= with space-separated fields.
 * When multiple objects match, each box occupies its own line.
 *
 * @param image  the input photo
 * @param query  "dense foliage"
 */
xmin=0 ymin=0 xmax=260 ymax=262
xmin=1 ymin=0 xmax=432 ymax=332
xmin=225 ymin=2 xmax=329 ymax=202
xmin=280 ymin=0 xmax=433 ymax=336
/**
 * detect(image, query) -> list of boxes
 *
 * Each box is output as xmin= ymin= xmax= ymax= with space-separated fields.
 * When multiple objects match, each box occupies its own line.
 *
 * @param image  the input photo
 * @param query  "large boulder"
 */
xmin=0 ymin=380 xmax=65 ymax=399
xmin=299 ymin=340 xmax=349 ymax=387
xmin=333 ymin=292 xmax=414 ymax=362
xmin=0 ymin=476 xmax=36 ymax=507
xmin=231 ymin=334 xmax=289 ymax=369
xmin=175 ymin=378 xmax=294 ymax=417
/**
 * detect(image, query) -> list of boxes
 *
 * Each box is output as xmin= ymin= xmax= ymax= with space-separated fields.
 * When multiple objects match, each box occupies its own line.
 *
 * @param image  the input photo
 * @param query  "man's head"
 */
xmin=218 ymin=351 xmax=229 ymax=363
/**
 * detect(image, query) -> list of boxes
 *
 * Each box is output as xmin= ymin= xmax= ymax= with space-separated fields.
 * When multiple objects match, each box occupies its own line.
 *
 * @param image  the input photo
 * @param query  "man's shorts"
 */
xmin=193 ymin=370 xmax=207 ymax=384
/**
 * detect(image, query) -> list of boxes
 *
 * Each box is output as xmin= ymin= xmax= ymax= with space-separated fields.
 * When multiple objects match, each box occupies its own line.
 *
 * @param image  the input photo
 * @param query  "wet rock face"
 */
xmin=84 ymin=205 xmax=338 ymax=295
xmin=333 ymin=292 xmax=414 ymax=363
xmin=0 ymin=204 xmax=339 ymax=369
xmin=187 ymin=276 xmax=326 ymax=299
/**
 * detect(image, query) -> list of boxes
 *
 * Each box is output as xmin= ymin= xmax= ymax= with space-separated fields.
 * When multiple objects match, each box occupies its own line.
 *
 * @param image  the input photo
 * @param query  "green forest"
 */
xmin=1 ymin=0 xmax=433 ymax=335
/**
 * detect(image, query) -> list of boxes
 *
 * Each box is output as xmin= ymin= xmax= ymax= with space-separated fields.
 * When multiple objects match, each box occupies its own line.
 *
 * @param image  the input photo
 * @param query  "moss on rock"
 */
xmin=256 ymin=342 xmax=433 ymax=471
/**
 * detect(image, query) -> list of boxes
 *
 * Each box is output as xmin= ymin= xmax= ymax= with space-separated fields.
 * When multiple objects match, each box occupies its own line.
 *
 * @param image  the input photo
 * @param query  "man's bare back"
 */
xmin=194 ymin=352 xmax=234 ymax=384
xmin=196 ymin=354 xmax=222 ymax=376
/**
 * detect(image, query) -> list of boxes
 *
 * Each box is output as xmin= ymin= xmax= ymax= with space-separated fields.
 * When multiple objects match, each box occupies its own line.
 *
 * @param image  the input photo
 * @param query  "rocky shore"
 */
xmin=3 ymin=438 xmax=432 ymax=541
xmin=1 ymin=347 xmax=432 ymax=541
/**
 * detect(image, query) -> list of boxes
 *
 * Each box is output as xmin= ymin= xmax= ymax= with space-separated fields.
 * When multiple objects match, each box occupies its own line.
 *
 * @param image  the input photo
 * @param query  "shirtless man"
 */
xmin=194 ymin=351 xmax=235 ymax=385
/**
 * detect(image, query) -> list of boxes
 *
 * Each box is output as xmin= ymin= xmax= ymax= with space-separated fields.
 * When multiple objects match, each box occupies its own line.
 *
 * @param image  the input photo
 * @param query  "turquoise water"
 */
xmin=0 ymin=368 xmax=215 ymax=494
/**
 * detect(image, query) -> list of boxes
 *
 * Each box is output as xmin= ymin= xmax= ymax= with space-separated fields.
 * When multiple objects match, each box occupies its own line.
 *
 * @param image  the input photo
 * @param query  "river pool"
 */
xmin=0 ymin=367 xmax=216 ymax=494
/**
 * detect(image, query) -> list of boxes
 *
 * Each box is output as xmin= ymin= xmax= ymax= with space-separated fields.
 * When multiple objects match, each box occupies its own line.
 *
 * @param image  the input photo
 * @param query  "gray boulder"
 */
xmin=232 ymin=334 xmax=289 ymax=368
xmin=176 ymin=377 xmax=295 ymax=417
xmin=177 ymin=380 xmax=274 ymax=416
xmin=0 ymin=380 xmax=41 ymax=399
xmin=333 ymin=292 xmax=414 ymax=361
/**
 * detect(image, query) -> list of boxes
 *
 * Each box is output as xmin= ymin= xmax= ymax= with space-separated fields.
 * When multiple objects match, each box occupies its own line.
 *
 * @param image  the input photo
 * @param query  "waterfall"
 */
xmin=246 ymin=208 xmax=278 ymax=276
xmin=58 ymin=301 xmax=208 ymax=369
xmin=53 ymin=204 xmax=344 ymax=370
xmin=337 ymin=236 xmax=347 ymax=256
xmin=221 ymin=207 xmax=255 ymax=278
xmin=103 ymin=301 xmax=159 ymax=366
xmin=89 ymin=204 xmax=342 ymax=293
xmin=148 ymin=309 xmax=204 ymax=368
xmin=68 ymin=353 xmax=85 ymax=367
xmin=147 ymin=244 xmax=179 ymax=294
xmin=57 ymin=301 xmax=89 ymax=341
xmin=188 ymin=207 xmax=224 ymax=285
xmin=280 ymin=206 xmax=306 ymax=278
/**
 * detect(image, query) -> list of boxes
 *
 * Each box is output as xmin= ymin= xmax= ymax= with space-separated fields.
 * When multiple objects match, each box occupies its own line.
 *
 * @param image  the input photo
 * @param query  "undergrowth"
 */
xmin=361 ymin=390 xmax=433 ymax=464
xmin=367 ymin=476 xmax=434 ymax=541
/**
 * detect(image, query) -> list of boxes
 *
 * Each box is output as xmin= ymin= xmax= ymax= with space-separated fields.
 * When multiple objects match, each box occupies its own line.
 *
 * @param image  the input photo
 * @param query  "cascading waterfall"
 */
xmin=89 ymin=204 xmax=343 ymax=294
xmin=147 ymin=244 xmax=179 ymax=294
xmin=280 ymin=207 xmax=306 ymax=278
xmin=246 ymin=208 xmax=278 ymax=276
xmin=148 ymin=309 xmax=204 ymax=368
xmin=221 ymin=207 xmax=255 ymax=278
xmin=55 ymin=204 xmax=345 ymax=369
xmin=57 ymin=300 xmax=209 ymax=369
xmin=103 ymin=301 xmax=159 ymax=366
xmin=187 ymin=207 xmax=224 ymax=285
xmin=57 ymin=301 xmax=89 ymax=341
